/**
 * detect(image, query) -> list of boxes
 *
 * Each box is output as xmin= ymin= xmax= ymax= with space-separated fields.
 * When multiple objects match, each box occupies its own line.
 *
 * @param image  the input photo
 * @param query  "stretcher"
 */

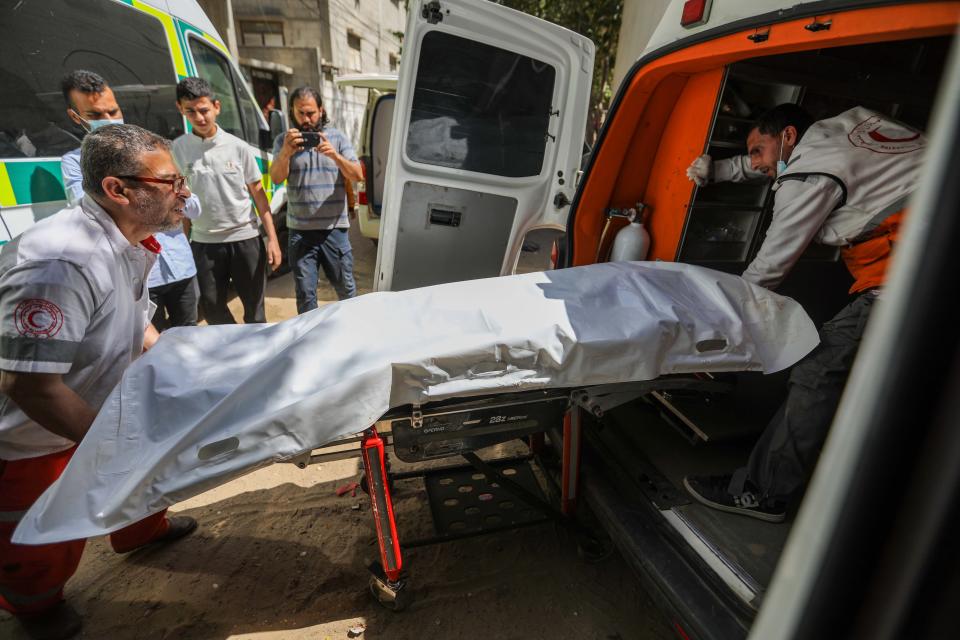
xmin=13 ymin=261 xmax=818 ymax=575
xmin=289 ymin=374 xmax=730 ymax=609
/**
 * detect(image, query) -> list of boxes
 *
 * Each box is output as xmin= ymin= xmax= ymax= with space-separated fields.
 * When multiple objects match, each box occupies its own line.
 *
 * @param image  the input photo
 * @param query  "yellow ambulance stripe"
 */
xmin=131 ymin=1 xmax=188 ymax=77
xmin=0 ymin=164 xmax=16 ymax=207
xmin=202 ymin=32 xmax=229 ymax=56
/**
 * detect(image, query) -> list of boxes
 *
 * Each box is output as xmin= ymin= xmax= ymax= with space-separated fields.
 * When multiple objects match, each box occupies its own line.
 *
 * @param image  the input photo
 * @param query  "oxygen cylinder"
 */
xmin=609 ymin=207 xmax=650 ymax=262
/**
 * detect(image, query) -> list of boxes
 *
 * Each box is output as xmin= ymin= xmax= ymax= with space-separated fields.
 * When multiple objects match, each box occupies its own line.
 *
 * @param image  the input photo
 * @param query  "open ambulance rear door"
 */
xmin=374 ymin=0 xmax=593 ymax=291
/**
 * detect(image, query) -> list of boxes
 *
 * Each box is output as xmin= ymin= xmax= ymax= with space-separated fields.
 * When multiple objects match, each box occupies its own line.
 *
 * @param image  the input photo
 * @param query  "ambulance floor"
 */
xmin=606 ymin=398 xmax=793 ymax=596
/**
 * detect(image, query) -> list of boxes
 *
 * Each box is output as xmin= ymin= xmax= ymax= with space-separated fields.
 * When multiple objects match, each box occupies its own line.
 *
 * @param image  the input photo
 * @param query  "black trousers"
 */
xmin=149 ymin=276 xmax=198 ymax=331
xmin=733 ymin=292 xmax=878 ymax=504
xmin=192 ymin=236 xmax=267 ymax=325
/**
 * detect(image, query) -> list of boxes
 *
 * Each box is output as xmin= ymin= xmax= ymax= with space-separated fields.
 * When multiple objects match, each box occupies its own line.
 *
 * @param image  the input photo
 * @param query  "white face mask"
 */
xmin=776 ymin=131 xmax=788 ymax=176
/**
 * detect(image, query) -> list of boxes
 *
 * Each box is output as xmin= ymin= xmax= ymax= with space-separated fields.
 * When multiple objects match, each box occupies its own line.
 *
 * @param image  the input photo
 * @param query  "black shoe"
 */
xmin=116 ymin=515 xmax=198 ymax=554
xmin=15 ymin=601 xmax=81 ymax=640
xmin=156 ymin=515 xmax=198 ymax=545
xmin=683 ymin=475 xmax=786 ymax=523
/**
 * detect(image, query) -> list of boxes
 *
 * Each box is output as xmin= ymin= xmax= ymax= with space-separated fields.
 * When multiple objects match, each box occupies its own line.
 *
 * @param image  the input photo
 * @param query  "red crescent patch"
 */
xmin=14 ymin=299 xmax=64 ymax=338
xmin=848 ymin=116 xmax=924 ymax=154
xmin=867 ymin=130 xmax=921 ymax=144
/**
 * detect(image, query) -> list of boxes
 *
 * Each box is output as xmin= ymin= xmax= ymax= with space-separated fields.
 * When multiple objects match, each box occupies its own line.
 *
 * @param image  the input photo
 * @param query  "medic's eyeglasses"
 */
xmin=117 ymin=175 xmax=188 ymax=195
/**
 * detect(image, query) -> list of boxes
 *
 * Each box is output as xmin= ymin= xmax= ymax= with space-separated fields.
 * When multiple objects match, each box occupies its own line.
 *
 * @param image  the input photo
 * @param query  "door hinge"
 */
xmin=747 ymin=28 xmax=770 ymax=43
xmin=805 ymin=17 xmax=832 ymax=32
xmin=422 ymin=1 xmax=443 ymax=24
xmin=411 ymin=405 xmax=423 ymax=429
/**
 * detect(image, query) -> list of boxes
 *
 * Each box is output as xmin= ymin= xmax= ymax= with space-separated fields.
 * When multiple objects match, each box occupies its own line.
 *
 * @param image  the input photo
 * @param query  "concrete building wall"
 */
xmin=611 ymin=0 xmax=672 ymax=92
xmin=322 ymin=0 xmax=405 ymax=143
xmin=238 ymin=45 xmax=323 ymax=94
xmin=228 ymin=0 xmax=405 ymax=146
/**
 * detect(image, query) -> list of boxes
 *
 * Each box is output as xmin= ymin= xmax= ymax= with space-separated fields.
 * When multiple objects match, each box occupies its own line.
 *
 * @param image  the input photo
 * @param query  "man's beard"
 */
xmin=134 ymin=190 xmax=182 ymax=232
xmin=298 ymin=122 xmax=319 ymax=132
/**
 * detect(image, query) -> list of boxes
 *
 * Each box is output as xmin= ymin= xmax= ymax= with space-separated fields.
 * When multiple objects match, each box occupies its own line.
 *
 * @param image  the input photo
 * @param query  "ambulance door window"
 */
xmin=188 ymin=39 xmax=245 ymax=141
xmin=0 ymin=0 xmax=181 ymax=158
xmin=232 ymin=69 xmax=264 ymax=148
xmin=405 ymin=31 xmax=556 ymax=178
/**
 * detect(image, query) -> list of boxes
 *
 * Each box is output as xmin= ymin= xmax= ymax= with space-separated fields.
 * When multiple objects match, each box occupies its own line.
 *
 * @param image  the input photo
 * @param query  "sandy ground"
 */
xmin=1 ymin=226 xmax=673 ymax=640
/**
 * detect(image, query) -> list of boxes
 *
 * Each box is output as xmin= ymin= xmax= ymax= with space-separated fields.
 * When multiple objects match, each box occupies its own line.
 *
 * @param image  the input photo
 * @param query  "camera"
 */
xmin=299 ymin=131 xmax=321 ymax=148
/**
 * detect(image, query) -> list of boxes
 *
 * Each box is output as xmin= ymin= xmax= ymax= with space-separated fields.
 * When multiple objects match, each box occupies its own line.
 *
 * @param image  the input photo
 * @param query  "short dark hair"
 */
xmin=753 ymin=104 xmax=815 ymax=141
xmin=61 ymin=70 xmax=108 ymax=108
xmin=176 ymin=77 xmax=215 ymax=102
xmin=289 ymin=86 xmax=328 ymax=128
xmin=81 ymin=124 xmax=170 ymax=198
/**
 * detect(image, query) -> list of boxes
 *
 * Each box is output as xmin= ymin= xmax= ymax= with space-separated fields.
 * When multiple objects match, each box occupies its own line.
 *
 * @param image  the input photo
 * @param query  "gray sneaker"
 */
xmin=683 ymin=474 xmax=786 ymax=523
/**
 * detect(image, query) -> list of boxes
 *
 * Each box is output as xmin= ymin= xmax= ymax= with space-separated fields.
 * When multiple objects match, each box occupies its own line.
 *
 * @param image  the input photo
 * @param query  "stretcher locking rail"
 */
xmin=292 ymin=375 xmax=730 ymax=610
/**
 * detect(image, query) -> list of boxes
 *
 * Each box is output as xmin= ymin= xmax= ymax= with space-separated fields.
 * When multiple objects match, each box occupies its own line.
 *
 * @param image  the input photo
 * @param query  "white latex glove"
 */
xmin=686 ymin=154 xmax=712 ymax=186
xmin=183 ymin=194 xmax=202 ymax=220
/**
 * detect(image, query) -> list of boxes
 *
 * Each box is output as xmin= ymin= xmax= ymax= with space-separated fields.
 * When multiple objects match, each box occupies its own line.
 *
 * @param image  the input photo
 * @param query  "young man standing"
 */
xmin=269 ymin=86 xmax=363 ymax=313
xmin=172 ymin=77 xmax=281 ymax=324
xmin=60 ymin=70 xmax=200 ymax=330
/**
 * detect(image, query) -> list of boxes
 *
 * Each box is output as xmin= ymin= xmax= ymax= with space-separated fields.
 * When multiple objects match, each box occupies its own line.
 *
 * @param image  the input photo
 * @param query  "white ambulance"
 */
xmin=377 ymin=1 xmax=960 ymax=637
xmin=0 ymin=0 xmax=287 ymax=246
xmin=335 ymin=73 xmax=399 ymax=245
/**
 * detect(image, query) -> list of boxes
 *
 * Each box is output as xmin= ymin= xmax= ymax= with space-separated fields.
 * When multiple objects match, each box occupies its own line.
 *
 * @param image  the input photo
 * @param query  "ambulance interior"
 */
xmin=575 ymin=31 xmax=953 ymax=611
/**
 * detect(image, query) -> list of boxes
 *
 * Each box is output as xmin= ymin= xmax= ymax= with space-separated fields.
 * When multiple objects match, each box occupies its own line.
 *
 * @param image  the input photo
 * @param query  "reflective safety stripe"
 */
xmin=0 ymin=509 xmax=26 ymax=523
xmin=130 ymin=1 xmax=188 ymax=77
xmin=0 ymin=583 xmax=63 ymax=606
xmin=777 ymin=171 xmax=848 ymax=208
xmin=0 ymin=163 xmax=17 ymax=207
xmin=0 ymin=336 xmax=80 ymax=364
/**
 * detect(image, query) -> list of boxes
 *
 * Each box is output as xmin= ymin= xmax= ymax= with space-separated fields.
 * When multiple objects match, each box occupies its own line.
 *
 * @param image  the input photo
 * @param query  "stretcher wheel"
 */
xmin=368 ymin=574 xmax=411 ymax=611
xmin=576 ymin=532 xmax=615 ymax=564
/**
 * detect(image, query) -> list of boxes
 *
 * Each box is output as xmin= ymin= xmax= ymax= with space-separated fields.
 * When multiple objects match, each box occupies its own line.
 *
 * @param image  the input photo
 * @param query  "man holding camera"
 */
xmin=269 ymin=86 xmax=363 ymax=313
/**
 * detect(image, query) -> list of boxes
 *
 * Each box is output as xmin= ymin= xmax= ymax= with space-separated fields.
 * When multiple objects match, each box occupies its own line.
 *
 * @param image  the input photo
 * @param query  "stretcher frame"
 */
xmin=289 ymin=374 xmax=729 ymax=610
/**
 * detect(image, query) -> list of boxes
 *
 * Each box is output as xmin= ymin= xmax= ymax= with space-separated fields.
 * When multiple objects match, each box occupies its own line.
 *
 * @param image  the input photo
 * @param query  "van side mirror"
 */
xmin=260 ymin=109 xmax=287 ymax=150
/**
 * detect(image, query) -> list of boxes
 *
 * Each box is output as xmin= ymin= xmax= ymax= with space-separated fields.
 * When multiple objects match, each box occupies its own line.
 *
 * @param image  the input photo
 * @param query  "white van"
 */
xmin=0 ymin=0 xmax=286 ymax=245
xmin=377 ymin=0 xmax=959 ymax=636
xmin=335 ymin=74 xmax=398 ymax=245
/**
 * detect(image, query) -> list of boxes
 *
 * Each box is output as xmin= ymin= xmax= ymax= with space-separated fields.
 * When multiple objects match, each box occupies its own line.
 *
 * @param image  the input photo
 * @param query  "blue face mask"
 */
xmin=87 ymin=117 xmax=124 ymax=131
xmin=776 ymin=131 xmax=788 ymax=176
xmin=72 ymin=109 xmax=124 ymax=133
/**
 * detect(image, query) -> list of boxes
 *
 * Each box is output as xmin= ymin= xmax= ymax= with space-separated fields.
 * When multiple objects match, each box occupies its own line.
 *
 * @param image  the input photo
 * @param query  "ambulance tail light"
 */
xmin=358 ymin=157 xmax=369 ymax=206
xmin=681 ymin=0 xmax=712 ymax=28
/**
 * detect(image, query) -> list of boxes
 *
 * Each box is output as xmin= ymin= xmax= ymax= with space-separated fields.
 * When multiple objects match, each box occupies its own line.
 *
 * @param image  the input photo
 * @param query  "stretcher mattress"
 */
xmin=14 ymin=261 xmax=818 ymax=544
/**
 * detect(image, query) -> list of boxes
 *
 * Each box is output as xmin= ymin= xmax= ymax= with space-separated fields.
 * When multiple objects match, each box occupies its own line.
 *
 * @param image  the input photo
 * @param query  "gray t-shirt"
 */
xmin=172 ymin=126 xmax=262 ymax=243
xmin=272 ymin=126 xmax=357 ymax=231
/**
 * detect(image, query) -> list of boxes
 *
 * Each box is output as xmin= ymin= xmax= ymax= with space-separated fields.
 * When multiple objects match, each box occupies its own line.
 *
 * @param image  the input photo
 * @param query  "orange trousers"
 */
xmin=0 ymin=448 xmax=169 ymax=614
